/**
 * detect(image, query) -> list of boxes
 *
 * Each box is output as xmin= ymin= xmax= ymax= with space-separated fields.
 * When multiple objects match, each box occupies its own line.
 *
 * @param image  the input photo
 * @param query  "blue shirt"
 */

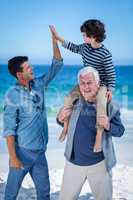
xmin=71 ymin=101 xmax=104 ymax=166
xmin=63 ymin=98 xmax=125 ymax=171
xmin=3 ymin=58 xmax=63 ymax=150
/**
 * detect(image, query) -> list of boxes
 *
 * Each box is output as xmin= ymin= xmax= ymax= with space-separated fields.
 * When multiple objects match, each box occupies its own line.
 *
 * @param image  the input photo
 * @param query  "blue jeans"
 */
xmin=5 ymin=147 xmax=50 ymax=200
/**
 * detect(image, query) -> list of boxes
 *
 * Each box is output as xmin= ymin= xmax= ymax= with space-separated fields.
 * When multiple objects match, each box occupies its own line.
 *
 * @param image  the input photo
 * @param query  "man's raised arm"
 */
xmin=51 ymin=26 xmax=62 ymax=60
xmin=37 ymin=27 xmax=63 ymax=88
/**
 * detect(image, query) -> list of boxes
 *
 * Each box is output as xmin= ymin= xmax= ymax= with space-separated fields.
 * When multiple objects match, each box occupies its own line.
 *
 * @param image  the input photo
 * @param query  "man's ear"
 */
xmin=16 ymin=72 xmax=22 ymax=80
xmin=97 ymin=81 xmax=100 ymax=88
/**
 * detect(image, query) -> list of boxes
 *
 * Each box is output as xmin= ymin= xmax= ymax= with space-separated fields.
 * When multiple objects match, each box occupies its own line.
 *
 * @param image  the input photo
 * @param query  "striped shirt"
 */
xmin=62 ymin=41 xmax=116 ymax=90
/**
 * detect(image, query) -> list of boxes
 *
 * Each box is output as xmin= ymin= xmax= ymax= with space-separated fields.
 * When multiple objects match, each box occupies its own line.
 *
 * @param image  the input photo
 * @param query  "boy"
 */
xmin=50 ymin=19 xmax=116 ymax=152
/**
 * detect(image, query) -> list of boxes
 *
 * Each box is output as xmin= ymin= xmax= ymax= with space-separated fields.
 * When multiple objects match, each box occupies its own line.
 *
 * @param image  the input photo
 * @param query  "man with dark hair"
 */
xmin=8 ymin=56 xmax=28 ymax=78
xmin=50 ymin=20 xmax=116 ymax=154
xmin=2 ymin=30 xmax=63 ymax=200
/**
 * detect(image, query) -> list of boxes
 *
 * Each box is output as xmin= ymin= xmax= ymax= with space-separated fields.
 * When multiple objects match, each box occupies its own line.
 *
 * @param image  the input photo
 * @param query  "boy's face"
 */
xmin=82 ymin=32 xmax=95 ymax=44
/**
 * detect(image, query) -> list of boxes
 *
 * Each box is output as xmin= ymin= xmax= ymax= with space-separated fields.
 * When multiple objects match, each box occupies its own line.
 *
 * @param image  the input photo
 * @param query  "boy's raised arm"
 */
xmin=49 ymin=25 xmax=84 ymax=55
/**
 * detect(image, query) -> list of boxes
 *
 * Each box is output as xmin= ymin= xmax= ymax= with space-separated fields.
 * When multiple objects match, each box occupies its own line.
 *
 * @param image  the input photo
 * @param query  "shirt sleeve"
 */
xmin=2 ymin=89 xmax=19 ymax=137
xmin=103 ymin=52 xmax=116 ymax=91
xmin=105 ymin=111 xmax=125 ymax=137
xmin=62 ymin=40 xmax=84 ymax=55
xmin=36 ymin=57 xmax=63 ymax=88
xmin=3 ymin=104 xmax=18 ymax=137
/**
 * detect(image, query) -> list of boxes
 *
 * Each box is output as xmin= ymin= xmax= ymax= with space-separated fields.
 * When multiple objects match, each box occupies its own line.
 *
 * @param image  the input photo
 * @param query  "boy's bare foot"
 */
xmin=58 ymin=130 xmax=67 ymax=142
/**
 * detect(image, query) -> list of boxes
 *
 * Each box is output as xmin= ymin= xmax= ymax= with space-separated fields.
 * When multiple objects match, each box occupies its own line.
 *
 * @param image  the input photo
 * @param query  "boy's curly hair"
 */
xmin=80 ymin=19 xmax=106 ymax=43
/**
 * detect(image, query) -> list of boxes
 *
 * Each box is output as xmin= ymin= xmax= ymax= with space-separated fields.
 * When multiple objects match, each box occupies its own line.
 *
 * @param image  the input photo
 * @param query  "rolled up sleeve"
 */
xmin=37 ymin=57 xmax=63 ymax=88
xmin=3 ymin=104 xmax=18 ymax=137
xmin=105 ymin=111 xmax=125 ymax=137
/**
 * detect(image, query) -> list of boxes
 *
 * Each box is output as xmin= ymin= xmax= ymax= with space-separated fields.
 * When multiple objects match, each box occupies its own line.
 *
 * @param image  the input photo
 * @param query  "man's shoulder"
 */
xmin=5 ymin=85 xmax=19 ymax=96
xmin=4 ymin=85 xmax=20 ymax=104
xmin=73 ymin=99 xmax=120 ymax=115
xmin=109 ymin=100 xmax=120 ymax=108
xmin=107 ymin=101 xmax=120 ymax=117
xmin=73 ymin=98 xmax=83 ymax=108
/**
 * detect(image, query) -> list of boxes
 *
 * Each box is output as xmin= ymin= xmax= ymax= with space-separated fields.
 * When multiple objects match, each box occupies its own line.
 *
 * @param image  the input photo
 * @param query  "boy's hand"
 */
xmin=49 ymin=25 xmax=64 ymax=44
xmin=106 ymin=90 xmax=112 ymax=102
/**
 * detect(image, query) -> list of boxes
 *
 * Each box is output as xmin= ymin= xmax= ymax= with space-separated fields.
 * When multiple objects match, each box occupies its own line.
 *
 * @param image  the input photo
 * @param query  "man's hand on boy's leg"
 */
xmin=57 ymin=107 xmax=72 ymax=123
xmin=97 ymin=115 xmax=110 ymax=130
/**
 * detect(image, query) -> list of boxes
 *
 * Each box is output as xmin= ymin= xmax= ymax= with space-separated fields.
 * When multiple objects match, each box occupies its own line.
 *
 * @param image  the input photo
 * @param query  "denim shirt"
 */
xmin=64 ymin=98 xmax=125 ymax=171
xmin=3 ymin=57 xmax=63 ymax=151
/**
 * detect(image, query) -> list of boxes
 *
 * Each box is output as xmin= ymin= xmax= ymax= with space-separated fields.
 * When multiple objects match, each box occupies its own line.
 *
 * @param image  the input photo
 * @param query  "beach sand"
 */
xmin=0 ymin=144 xmax=133 ymax=200
xmin=0 ymin=109 xmax=133 ymax=199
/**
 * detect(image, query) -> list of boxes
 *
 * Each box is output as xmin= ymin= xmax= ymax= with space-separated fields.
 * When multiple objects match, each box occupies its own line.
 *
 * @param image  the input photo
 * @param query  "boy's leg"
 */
xmin=5 ymin=167 xmax=28 ymax=200
xmin=94 ymin=86 xmax=107 ymax=152
xmin=87 ymin=160 xmax=112 ymax=200
xmin=64 ymin=85 xmax=80 ymax=108
xmin=29 ymin=151 xmax=50 ymax=200
xmin=58 ymin=85 xmax=80 ymax=141
xmin=59 ymin=161 xmax=87 ymax=200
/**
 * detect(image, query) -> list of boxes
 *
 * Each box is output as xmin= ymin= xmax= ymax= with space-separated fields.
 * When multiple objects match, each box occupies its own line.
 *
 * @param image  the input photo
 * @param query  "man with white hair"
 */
xmin=57 ymin=67 xmax=125 ymax=200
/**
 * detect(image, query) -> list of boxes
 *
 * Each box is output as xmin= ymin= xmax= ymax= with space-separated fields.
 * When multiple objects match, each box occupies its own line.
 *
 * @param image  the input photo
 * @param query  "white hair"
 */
xmin=77 ymin=66 xmax=100 ymax=84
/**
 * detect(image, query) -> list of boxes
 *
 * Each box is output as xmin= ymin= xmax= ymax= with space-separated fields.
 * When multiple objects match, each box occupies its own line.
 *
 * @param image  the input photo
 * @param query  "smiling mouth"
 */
xmin=84 ymin=90 xmax=91 ymax=93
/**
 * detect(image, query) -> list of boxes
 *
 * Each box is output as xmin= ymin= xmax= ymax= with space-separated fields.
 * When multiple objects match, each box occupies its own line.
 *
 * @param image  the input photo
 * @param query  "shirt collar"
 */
xmin=15 ymin=79 xmax=34 ymax=91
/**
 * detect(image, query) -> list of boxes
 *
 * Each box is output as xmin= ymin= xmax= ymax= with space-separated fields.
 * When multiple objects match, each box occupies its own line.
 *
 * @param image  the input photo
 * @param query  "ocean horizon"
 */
xmin=0 ymin=64 xmax=133 ymax=112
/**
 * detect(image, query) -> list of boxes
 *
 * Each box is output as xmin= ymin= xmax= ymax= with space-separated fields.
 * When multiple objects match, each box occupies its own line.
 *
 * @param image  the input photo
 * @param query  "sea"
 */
xmin=0 ymin=64 xmax=133 ymax=153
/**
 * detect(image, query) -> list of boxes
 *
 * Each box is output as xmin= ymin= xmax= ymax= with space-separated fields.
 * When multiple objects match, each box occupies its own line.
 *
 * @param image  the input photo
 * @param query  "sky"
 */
xmin=0 ymin=0 xmax=132 ymax=65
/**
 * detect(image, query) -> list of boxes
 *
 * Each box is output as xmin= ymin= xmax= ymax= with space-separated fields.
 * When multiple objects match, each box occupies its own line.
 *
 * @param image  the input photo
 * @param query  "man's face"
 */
xmin=20 ymin=61 xmax=34 ymax=81
xmin=79 ymin=73 xmax=99 ymax=101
